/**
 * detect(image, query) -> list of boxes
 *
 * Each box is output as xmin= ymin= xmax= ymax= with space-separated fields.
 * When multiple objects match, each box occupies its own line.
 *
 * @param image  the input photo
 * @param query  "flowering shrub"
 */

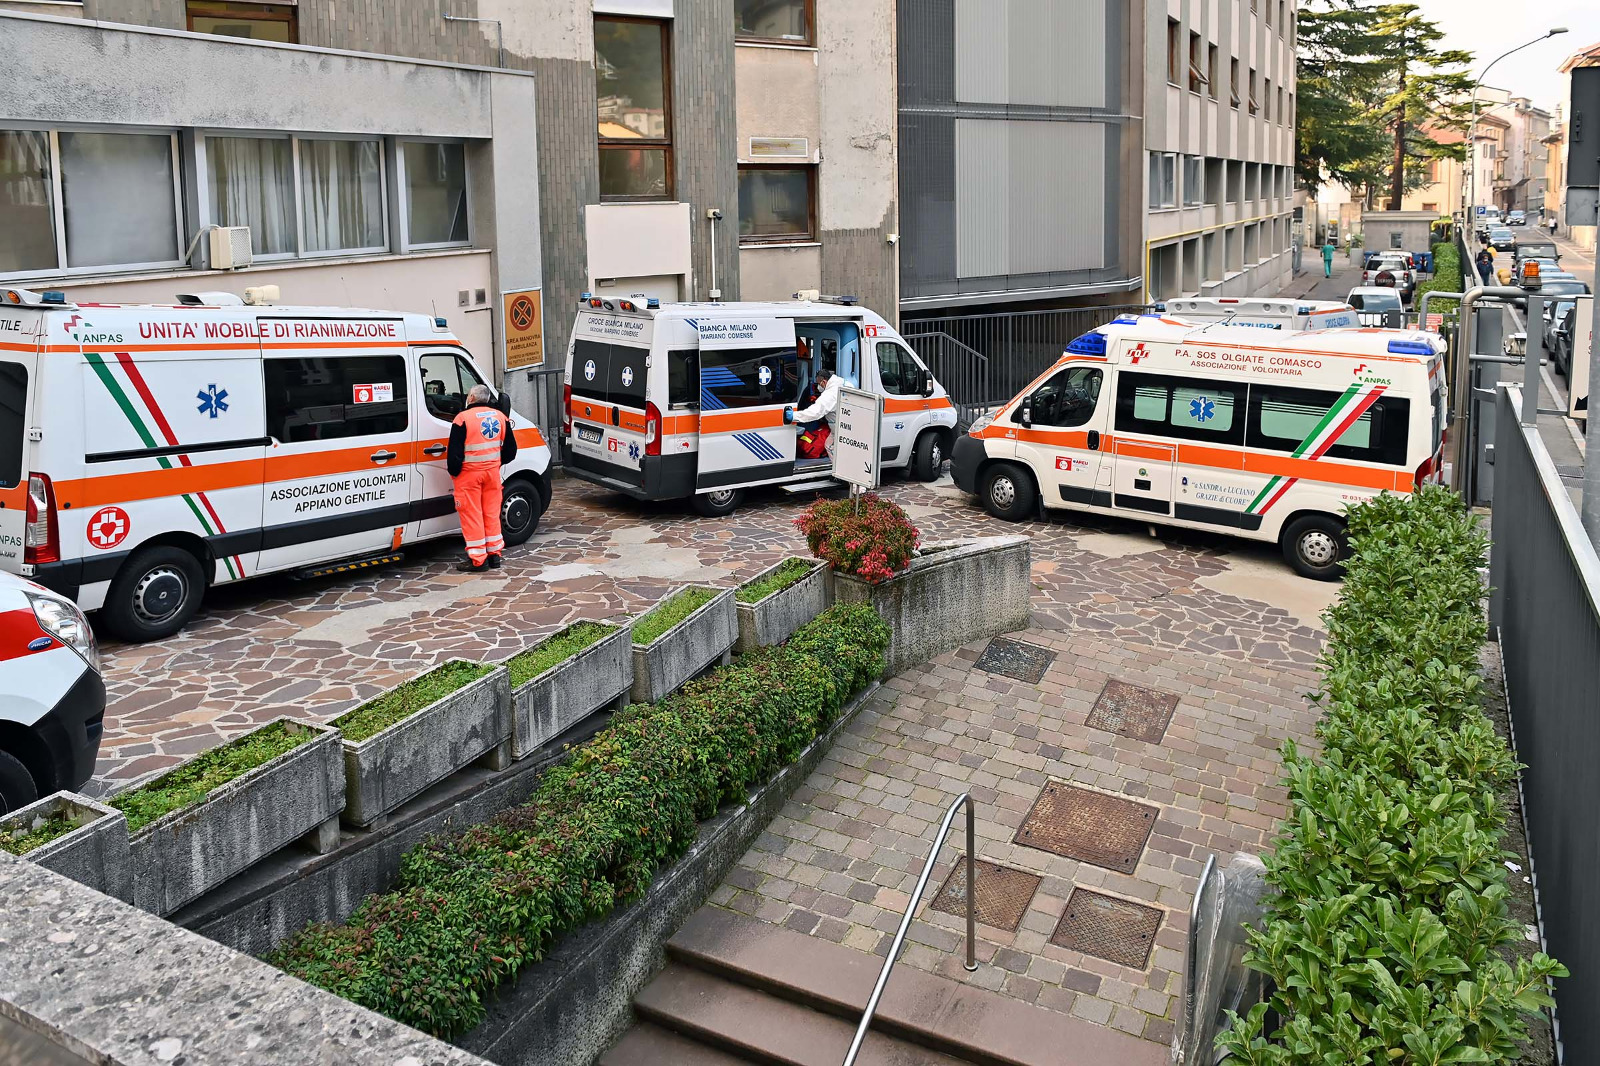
xmin=794 ymin=494 xmax=920 ymax=584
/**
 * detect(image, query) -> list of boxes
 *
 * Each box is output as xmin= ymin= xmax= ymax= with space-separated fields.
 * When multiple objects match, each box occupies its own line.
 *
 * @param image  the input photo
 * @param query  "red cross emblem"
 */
xmin=87 ymin=506 xmax=130 ymax=550
xmin=1129 ymin=343 xmax=1151 ymax=364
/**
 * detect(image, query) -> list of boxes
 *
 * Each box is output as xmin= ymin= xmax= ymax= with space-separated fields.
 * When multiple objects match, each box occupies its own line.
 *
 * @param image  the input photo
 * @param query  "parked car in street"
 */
xmin=1551 ymin=302 xmax=1579 ymax=378
xmin=0 ymin=571 xmax=104 ymax=813
xmin=1346 ymin=287 xmax=1406 ymax=325
xmin=1488 ymin=227 xmax=1517 ymax=252
xmin=1507 ymin=210 xmax=1527 ymax=227
xmin=1362 ymin=254 xmax=1416 ymax=304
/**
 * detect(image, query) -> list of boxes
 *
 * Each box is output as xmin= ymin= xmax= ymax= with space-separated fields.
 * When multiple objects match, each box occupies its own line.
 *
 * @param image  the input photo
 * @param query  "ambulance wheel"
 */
xmin=501 ymin=480 xmax=543 ymax=547
xmin=980 ymin=464 xmax=1036 ymax=522
xmin=103 ymin=546 xmax=206 ymax=642
xmin=693 ymin=488 xmax=743 ymax=518
xmin=0 ymin=751 xmax=39 ymax=816
xmin=1282 ymin=515 xmax=1348 ymax=581
xmin=912 ymin=432 xmax=945 ymax=482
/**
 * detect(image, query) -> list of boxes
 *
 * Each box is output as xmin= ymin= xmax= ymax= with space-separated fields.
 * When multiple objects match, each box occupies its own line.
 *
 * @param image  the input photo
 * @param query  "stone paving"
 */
xmin=92 ymin=473 xmax=1331 ymax=792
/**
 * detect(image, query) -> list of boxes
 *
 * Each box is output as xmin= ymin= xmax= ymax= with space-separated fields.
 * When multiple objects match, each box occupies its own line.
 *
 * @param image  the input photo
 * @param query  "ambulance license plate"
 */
xmin=576 ymin=424 xmax=603 ymax=444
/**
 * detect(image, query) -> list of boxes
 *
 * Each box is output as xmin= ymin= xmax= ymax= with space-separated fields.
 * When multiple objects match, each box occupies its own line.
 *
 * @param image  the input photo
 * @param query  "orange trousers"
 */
xmin=453 ymin=463 xmax=504 ymax=565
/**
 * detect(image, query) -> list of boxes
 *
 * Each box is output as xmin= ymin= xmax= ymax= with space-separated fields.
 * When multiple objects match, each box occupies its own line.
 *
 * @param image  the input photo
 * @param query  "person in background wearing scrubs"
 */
xmin=1322 ymin=240 xmax=1336 ymax=278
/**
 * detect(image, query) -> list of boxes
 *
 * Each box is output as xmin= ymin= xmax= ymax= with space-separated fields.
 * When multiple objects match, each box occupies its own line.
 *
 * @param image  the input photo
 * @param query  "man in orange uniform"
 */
xmin=447 ymin=384 xmax=518 ymax=571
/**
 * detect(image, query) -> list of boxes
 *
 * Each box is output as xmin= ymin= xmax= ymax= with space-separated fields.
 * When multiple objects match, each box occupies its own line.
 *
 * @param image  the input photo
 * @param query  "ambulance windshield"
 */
xmin=0 ymin=362 xmax=25 ymax=488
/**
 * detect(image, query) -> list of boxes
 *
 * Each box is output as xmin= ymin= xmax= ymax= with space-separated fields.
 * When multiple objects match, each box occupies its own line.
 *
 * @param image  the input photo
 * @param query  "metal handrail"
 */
xmin=841 ymin=794 xmax=977 ymax=1066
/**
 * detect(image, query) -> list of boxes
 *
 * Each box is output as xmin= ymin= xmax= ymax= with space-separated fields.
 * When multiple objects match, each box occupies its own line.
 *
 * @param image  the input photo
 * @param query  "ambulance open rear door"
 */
xmin=0 ymin=323 xmax=37 ymax=574
xmin=694 ymin=317 xmax=801 ymax=490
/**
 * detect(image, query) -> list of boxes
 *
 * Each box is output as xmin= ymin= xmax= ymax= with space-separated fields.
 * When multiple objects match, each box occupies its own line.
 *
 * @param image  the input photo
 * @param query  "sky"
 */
xmin=1411 ymin=0 xmax=1599 ymax=115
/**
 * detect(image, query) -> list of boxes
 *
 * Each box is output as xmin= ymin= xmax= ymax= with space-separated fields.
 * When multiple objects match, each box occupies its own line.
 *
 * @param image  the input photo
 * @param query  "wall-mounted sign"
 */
xmin=749 ymin=137 xmax=810 ymax=159
xmin=503 ymin=288 xmax=544 ymax=369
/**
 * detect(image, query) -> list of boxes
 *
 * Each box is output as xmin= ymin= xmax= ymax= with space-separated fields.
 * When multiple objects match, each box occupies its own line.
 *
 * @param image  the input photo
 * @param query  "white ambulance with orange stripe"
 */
xmin=0 ymin=287 xmax=551 ymax=641
xmin=561 ymin=295 xmax=956 ymax=516
xmin=950 ymin=316 xmax=1447 ymax=578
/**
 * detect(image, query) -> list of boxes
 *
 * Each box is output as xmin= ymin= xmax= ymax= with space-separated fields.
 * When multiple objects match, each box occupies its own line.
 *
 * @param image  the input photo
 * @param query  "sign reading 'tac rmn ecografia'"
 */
xmin=833 ymin=385 xmax=883 ymax=491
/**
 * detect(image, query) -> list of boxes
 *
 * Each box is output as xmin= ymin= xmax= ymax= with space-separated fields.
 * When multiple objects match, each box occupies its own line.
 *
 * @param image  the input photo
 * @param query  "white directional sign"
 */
xmin=833 ymin=385 xmax=883 ymax=491
xmin=1568 ymin=295 xmax=1594 ymax=420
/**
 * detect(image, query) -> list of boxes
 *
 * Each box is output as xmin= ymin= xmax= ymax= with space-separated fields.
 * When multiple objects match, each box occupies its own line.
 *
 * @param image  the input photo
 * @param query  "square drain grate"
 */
xmin=1050 ymin=887 xmax=1163 ymax=969
xmin=929 ymin=859 xmax=1042 ymax=932
xmin=1013 ymin=782 xmax=1158 ymax=874
xmin=974 ymin=637 xmax=1056 ymax=684
xmin=1086 ymin=680 xmax=1179 ymax=743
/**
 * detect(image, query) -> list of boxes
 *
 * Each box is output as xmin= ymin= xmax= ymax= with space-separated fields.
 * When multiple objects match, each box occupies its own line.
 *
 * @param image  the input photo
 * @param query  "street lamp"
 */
xmin=1465 ymin=28 xmax=1568 ymax=225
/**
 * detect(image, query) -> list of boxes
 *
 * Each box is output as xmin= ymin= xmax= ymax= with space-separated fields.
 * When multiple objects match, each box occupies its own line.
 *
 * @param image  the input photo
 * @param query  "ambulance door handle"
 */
xmin=611 ymin=407 xmax=621 ymax=427
xmin=370 ymin=449 xmax=398 ymax=464
xmin=1087 ymin=430 xmax=1101 ymax=450
xmin=423 ymin=444 xmax=447 ymax=457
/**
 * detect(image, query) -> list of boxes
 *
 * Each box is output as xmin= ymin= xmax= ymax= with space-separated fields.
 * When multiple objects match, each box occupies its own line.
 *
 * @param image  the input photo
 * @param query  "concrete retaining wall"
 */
xmin=0 ymin=792 xmax=130 ymax=903
xmin=509 ymin=623 xmax=633 ymax=759
xmin=834 ymin=536 xmax=1032 ymax=675
xmin=735 ymin=559 xmax=830 ymax=654
xmin=341 ymin=664 xmax=512 ymax=828
xmin=631 ymin=586 xmax=738 ymax=703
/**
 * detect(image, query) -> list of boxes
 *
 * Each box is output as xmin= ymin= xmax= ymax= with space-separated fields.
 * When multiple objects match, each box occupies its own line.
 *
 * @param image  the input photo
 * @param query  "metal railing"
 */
xmin=522 ymin=366 xmax=566 ymax=465
xmin=841 ymin=794 xmax=977 ymax=1066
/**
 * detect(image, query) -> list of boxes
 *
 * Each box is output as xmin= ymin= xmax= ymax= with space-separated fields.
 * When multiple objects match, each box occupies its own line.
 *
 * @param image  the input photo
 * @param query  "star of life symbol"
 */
xmin=628 ymin=442 xmax=641 ymax=461
xmin=1128 ymin=343 xmax=1150 ymax=364
xmin=197 ymin=383 xmax=229 ymax=418
xmin=480 ymin=414 xmax=502 ymax=439
xmin=1189 ymin=396 xmax=1216 ymax=423
xmin=621 ymin=366 xmax=635 ymax=387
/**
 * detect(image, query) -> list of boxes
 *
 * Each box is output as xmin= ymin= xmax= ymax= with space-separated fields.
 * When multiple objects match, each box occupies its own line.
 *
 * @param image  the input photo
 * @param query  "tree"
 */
xmin=1294 ymin=1 xmax=1390 ymax=191
xmin=1367 ymin=4 xmax=1473 ymax=209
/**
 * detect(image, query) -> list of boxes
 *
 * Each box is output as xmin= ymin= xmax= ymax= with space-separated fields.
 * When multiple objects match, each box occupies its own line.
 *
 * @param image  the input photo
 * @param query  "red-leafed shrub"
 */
xmin=794 ymin=494 xmax=920 ymax=584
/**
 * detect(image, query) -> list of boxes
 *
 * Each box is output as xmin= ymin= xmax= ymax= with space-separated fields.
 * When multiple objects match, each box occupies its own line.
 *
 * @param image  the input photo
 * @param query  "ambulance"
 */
xmin=950 ymin=317 xmax=1447 ymax=578
xmin=561 ymin=295 xmax=958 ymax=515
xmin=1160 ymin=297 xmax=1361 ymax=331
xmin=0 ymin=287 xmax=552 ymax=642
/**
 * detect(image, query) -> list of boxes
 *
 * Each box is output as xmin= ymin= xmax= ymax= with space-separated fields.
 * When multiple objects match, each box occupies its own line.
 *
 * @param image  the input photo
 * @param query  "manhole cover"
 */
xmin=1050 ymin=887 xmax=1162 ymax=969
xmin=1013 ymin=783 xmax=1158 ymax=873
xmin=929 ymin=859 xmax=1042 ymax=932
xmin=974 ymin=637 xmax=1056 ymax=684
xmin=1086 ymin=680 xmax=1179 ymax=743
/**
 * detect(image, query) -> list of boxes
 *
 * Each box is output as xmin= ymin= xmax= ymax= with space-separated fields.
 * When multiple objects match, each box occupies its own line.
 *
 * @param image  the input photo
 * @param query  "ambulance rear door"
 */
xmin=568 ymin=313 xmax=652 ymax=489
xmin=257 ymin=318 xmax=416 ymax=571
xmin=0 ymin=312 xmax=38 ymax=575
xmin=695 ymin=316 xmax=799 ymax=490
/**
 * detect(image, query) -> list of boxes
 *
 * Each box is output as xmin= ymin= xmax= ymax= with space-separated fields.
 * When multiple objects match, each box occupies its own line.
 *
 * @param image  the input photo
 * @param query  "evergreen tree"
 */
xmin=1368 ymin=4 xmax=1473 ymax=209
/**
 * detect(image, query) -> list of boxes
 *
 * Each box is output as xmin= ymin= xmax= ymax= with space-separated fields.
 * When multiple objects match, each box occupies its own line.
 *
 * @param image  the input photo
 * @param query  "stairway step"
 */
xmin=666 ymin=908 xmax=1168 ymax=1066
xmin=635 ymin=962 xmax=969 ymax=1066
xmin=600 ymin=1021 xmax=759 ymax=1066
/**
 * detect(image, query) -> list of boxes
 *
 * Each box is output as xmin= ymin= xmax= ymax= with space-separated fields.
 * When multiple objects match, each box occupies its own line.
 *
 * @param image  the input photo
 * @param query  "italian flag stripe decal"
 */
xmin=1246 ymin=383 xmax=1388 ymax=517
xmin=84 ymin=352 xmax=243 ymax=580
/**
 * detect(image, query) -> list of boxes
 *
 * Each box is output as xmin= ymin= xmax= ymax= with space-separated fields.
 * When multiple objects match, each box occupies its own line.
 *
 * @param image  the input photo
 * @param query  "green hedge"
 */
xmin=272 ymin=602 xmax=890 ymax=1038
xmin=1415 ymin=241 xmax=1463 ymax=304
xmin=1218 ymin=487 xmax=1565 ymax=1065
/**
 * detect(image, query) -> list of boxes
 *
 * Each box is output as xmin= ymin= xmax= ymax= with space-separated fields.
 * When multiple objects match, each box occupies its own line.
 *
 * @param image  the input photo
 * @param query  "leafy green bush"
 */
xmin=632 ymin=586 xmax=718 ymax=645
xmin=1217 ymin=487 xmax=1564 ymax=1066
xmin=271 ymin=602 xmax=890 ymax=1038
xmin=111 ymin=721 xmax=314 ymax=833
xmin=737 ymin=557 xmax=815 ymax=604
xmin=1416 ymin=241 xmax=1463 ymax=304
xmin=333 ymin=661 xmax=493 ymax=742
xmin=506 ymin=622 xmax=616 ymax=687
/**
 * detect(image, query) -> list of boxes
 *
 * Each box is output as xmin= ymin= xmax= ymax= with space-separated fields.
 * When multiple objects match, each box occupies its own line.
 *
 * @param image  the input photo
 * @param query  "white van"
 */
xmin=1161 ymin=298 xmax=1361 ymax=331
xmin=0 ymin=287 xmax=552 ymax=641
xmin=561 ymin=295 xmax=958 ymax=515
xmin=950 ymin=317 xmax=1447 ymax=578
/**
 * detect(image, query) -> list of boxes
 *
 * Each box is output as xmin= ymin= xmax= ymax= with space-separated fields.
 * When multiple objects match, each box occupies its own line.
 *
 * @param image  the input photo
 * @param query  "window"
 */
xmin=1247 ymin=384 xmax=1410 ymax=466
xmin=1167 ymin=19 xmax=1182 ymax=85
xmin=186 ymin=1 xmax=296 ymax=42
xmin=1248 ymin=69 xmax=1259 ymax=116
xmin=1229 ymin=58 xmax=1241 ymax=108
xmin=596 ymin=17 xmax=673 ymax=200
xmin=1183 ymin=156 xmax=1203 ymax=205
xmin=1278 ymin=1 xmax=1285 ymax=31
xmin=876 ymin=342 xmax=922 ymax=396
xmin=1276 ymin=87 xmax=1284 ymax=125
xmin=403 ymin=142 xmax=468 ymax=246
xmin=572 ymin=339 xmax=650 ymax=407
xmin=1014 ymin=367 xmax=1102 ymax=428
xmin=265 ymin=356 xmax=409 ymax=443
xmin=700 ymin=345 xmax=797 ymax=407
xmin=206 ymin=136 xmax=295 ymax=256
xmin=60 ymin=131 xmax=181 ymax=269
xmin=418 ymin=351 xmax=487 ymax=421
xmin=1264 ymin=78 xmax=1272 ymax=121
xmin=1115 ymin=371 xmax=1245 ymax=445
xmin=666 ymin=349 xmax=700 ymax=407
xmin=1188 ymin=32 xmax=1205 ymax=93
xmin=301 ymin=139 xmax=385 ymax=254
xmin=1149 ymin=152 xmax=1177 ymax=209
xmin=0 ymin=362 xmax=25 ymax=488
xmin=0 ymin=131 xmax=56 ymax=275
xmin=738 ymin=166 xmax=815 ymax=243
xmin=1207 ymin=44 xmax=1219 ymax=100
xmin=735 ymin=0 xmax=812 ymax=44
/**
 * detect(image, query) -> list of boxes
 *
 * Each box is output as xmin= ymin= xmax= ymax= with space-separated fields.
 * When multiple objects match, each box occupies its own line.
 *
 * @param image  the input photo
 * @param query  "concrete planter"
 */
xmin=0 ymin=791 xmax=130 ymax=903
xmin=507 ymin=623 xmax=634 ymax=760
xmin=631 ymin=586 xmax=738 ymax=703
xmin=734 ymin=558 xmax=830 ymax=655
xmin=340 ymin=663 xmax=512 ymax=829
xmin=128 ymin=718 xmax=343 ymax=917
xmin=833 ymin=535 xmax=1032 ymax=676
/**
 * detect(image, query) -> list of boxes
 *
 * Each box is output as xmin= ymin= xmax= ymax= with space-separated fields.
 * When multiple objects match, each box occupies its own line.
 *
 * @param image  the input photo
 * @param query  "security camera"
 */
xmin=707 ymin=208 xmax=724 ymax=221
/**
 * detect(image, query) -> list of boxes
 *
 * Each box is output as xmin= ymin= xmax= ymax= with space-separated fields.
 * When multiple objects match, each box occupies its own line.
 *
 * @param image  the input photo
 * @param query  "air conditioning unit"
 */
xmin=209 ymin=226 xmax=253 ymax=270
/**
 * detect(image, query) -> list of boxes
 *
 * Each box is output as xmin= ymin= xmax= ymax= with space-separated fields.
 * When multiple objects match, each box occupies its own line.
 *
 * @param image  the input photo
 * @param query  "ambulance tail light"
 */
xmin=644 ymin=400 xmax=662 ymax=457
xmin=23 ymin=474 xmax=59 ymax=566
xmin=561 ymin=383 xmax=573 ymax=436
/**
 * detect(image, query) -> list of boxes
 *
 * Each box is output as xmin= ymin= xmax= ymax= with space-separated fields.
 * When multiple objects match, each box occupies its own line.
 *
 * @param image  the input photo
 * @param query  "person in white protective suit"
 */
xmin=793 ymin=369 xmax=843 ymax=457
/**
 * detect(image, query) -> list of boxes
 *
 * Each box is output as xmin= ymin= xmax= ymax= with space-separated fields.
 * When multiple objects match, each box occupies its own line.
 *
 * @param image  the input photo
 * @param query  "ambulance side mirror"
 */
xmin=920 ymin=369 xmax=934 ymax=397
xmin=495 ymin=389 xmax=512 ymax=416
xmin=1019 ymin=399 xmax=1033 ymax=427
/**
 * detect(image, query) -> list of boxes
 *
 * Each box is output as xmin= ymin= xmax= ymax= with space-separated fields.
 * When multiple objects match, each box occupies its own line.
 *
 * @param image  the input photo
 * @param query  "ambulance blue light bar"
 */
xmin=1066 ymin=331 xmax=1108 ymax=356
xmin=1387 ymin=339 xmax=1433 ymax=355
xmin=41 ymin=291 xmax=66 ymax=304
xmin=647 ymin=298 xmax=660 ymax=309
xmin=1111 ymin=314 xmax=1140 ymax=325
